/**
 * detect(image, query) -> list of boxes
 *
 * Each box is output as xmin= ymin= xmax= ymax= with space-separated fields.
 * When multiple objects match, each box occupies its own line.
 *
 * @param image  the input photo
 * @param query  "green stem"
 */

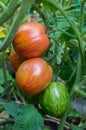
xmin=65 ymin=4 xmax=80 ymax=11
xmin=0 ymin=0 xmax=21 ymax=25
xmin=0 ymin=0 xmax=35 ymax=52
xmin=33 ymin=3 xmax=76 ymax=36
xmin=44 ymin=0 xmax=84 ymax=63
xmin=58 ymin=2 xmax=86 ymax=129
xmin=58 ymin=102 xmax=71 ymax=130
xmin=43 ymin=1 xmax=85 ymax=130
xmin=1 ymin=52 xmax=8 ymax=88
xmin=74 ymin=53 xmax=82 ymax=85
xmin=33 ymin=4 xmax=49 ymax=31
xmin=15 ymin=88 xmax=27 ymax=105
xmin=0 ymin=2 xmax=6 ymax=12
xmin=58 ymin=52 xmax=82 ymax=130
xmin=80 ymin=1 xmax=84 ymax=33
xmin=75 ymin=87 xmax=86 ymax=98
xmin=56 ymin=27 xmax=75 ymax=38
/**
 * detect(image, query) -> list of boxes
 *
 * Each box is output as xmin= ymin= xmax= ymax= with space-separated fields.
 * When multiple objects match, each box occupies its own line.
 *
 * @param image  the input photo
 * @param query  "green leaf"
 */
xmin=0 ymin=84 xmax=14 ymax=98
xmin=70 ymin=124 xmax=84 ymax=130
xmin=0 ymin=69 xmax=12 ymax=85
xmin=0 ymin=69 xmax=5 ymax=84
xmin=56 ymin=43 xmax=65 ymax=65
xmin=43 ymin=0 xmax=57 ymax=13
xmin=0 ymin=101 xmax=19 ymax=117
xmin=0 ymin=85 xmax=4 ymax=93
xmin=0 ymin=0 xmax=8 ymax=4
xmin=13 ymin=104 xmax=44 ymax=130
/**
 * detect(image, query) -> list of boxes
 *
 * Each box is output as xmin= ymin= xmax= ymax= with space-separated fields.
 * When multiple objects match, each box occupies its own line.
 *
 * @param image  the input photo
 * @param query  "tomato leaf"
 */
xmin=70 ymin=124 xmax=84 ymax=130
xmin=13 ymin=104 xmax=44 ymax=130
xmin=0 ymin=101 xmax=19 ymax=117
xmin=56 ymin=43 xmax=65 ymax=65
xmin=0 ymin=85 xmax=4 ymax=93
xmin=43 ymin=0 xmax=57 ymax=13
xmin=0 ymin=69 xmax=12 ymax=85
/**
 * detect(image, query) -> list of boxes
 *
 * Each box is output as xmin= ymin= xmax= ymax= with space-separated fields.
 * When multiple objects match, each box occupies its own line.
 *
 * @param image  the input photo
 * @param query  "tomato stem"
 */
xmin=0 ymin=0 xmax=21 ymax=25
xmin=0 ymin=1 xmax=6 ymax=12
xmin=0 ymin=0 xmax=35 ymax=52
xmin=80 ymin=0 xmax=84 ymax=33
xmin=44 ymin=0 xmax=85 ymax=67
xmin=15 ymin=85 xmax=27 ymax=105
xmin=79 ymin=0 xmax=86 ymax=74
xmin=33 ymin=4 xmax=49 ymax=31
xmin=1 ymin=52 xmax=8 ymax=88
xmin=74 ymin=87 xmax=86 ymax=98
xmin=58 ymin=0 xmax=85 ymax=129
xmin=64 ymin=3 xmax=80 ymax=11
xmin=44 ymin=1 xmax=86 ymax=130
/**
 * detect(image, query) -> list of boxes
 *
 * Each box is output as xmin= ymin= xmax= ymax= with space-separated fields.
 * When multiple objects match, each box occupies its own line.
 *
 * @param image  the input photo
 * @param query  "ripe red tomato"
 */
xmin=16 ymin=58 xmax=53 ymax=95
xmin=9 ymin=49 xmax=23 ymax=71
xmin=12 ymin=22 xmax=50 ymax=60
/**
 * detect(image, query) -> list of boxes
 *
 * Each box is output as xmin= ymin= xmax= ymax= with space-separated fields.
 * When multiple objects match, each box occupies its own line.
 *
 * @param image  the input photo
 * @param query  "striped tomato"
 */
xmin=16 ymin=58 xmax=53 ymax=95
xmin=12 ymin=22 xmax=50 ymax=60
xmin=39 ymin=82 xmax=69 ymax=116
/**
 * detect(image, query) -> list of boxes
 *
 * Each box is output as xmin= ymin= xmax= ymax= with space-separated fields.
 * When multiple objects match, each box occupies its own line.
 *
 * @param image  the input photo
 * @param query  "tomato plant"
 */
xmin=0 ymin=0 xmax=86 ymax=130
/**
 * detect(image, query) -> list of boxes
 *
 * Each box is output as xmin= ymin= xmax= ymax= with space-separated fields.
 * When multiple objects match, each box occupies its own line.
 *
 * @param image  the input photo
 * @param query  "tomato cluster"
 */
xmin=10 ymin=22 xmax=53 ymax=95
xmin=9 ymin=22 xmax=69 ymax=117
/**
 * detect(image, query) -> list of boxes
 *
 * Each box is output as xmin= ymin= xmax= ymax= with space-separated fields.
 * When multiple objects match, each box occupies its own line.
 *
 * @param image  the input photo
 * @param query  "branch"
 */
xmin=0 ymin=0 xmax=21 ymax=25
xmin=65 ymin=4 xmax=80 ymax=11
xmin=75 ymin=87 xmax=86 ymax=98
xmin=1 ymin=52 xmax=8 ymax=88
xmin=0 ymin=0 xmax=35 ymax=52
xmin=43 ymin=1 xmax=85 ymax=130
xmin=33 ymin=4 xmax=49 ymax=31
xmin=44 ymin=0 xmax=85 ymax=63
xmin=0 ymin=2 xmax=6 ymax=12
xmin=80 ymin=1 xmax=84 ymax=33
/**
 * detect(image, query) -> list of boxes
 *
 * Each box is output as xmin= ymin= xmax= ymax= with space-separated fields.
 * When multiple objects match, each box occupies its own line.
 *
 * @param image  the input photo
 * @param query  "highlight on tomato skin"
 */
xmin=9 ymin=49 xmax=24 ymax=71
xmin=12 ymin=22 xmax=50 ymax=60
xmin=16 ymin=58 xmax=53 ymax=95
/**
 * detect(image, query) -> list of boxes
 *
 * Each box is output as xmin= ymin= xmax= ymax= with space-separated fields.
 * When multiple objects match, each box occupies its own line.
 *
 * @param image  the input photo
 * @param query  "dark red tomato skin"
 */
xmin=12 ymin=22 xmax=50 ymax=60
xmin=9 ymin=49 xmax=23 ymax=71
xmin=16 ymin=58 xmax=53 ymax=95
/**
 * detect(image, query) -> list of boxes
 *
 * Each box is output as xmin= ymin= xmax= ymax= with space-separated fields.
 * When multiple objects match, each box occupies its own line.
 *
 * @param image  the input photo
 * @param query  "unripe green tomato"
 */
xmin=39 ymin=82 xmax=69 ymax=117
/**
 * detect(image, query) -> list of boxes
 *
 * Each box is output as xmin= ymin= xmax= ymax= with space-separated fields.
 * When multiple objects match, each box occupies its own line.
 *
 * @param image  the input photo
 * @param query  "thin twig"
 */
xmin=1 ymin=52 xmax=8 ymax=88
xmin=44 ymin=115 xmax=71 ymax=130
xmin=65 ymin=4 xmax=80 ymax=11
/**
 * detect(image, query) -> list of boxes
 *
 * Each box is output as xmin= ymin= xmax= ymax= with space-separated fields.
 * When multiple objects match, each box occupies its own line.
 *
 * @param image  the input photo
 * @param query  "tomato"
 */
xmin=12 ymin=22 xmax=50 ymax=60
xmin=16 ymin=58 xmax=53 ymax=95
xmin=9 ymin=49 xmax=23 ymax=71
xmin=39 ymin=82 xmax=69 ymax=116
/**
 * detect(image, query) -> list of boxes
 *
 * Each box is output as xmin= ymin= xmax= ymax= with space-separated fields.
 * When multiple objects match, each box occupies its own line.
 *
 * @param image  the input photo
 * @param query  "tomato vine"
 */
xmin=0 ymin=0 xmax=35 ymax=51
xmin=0 ymin=0 xmax=86 ymax=130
